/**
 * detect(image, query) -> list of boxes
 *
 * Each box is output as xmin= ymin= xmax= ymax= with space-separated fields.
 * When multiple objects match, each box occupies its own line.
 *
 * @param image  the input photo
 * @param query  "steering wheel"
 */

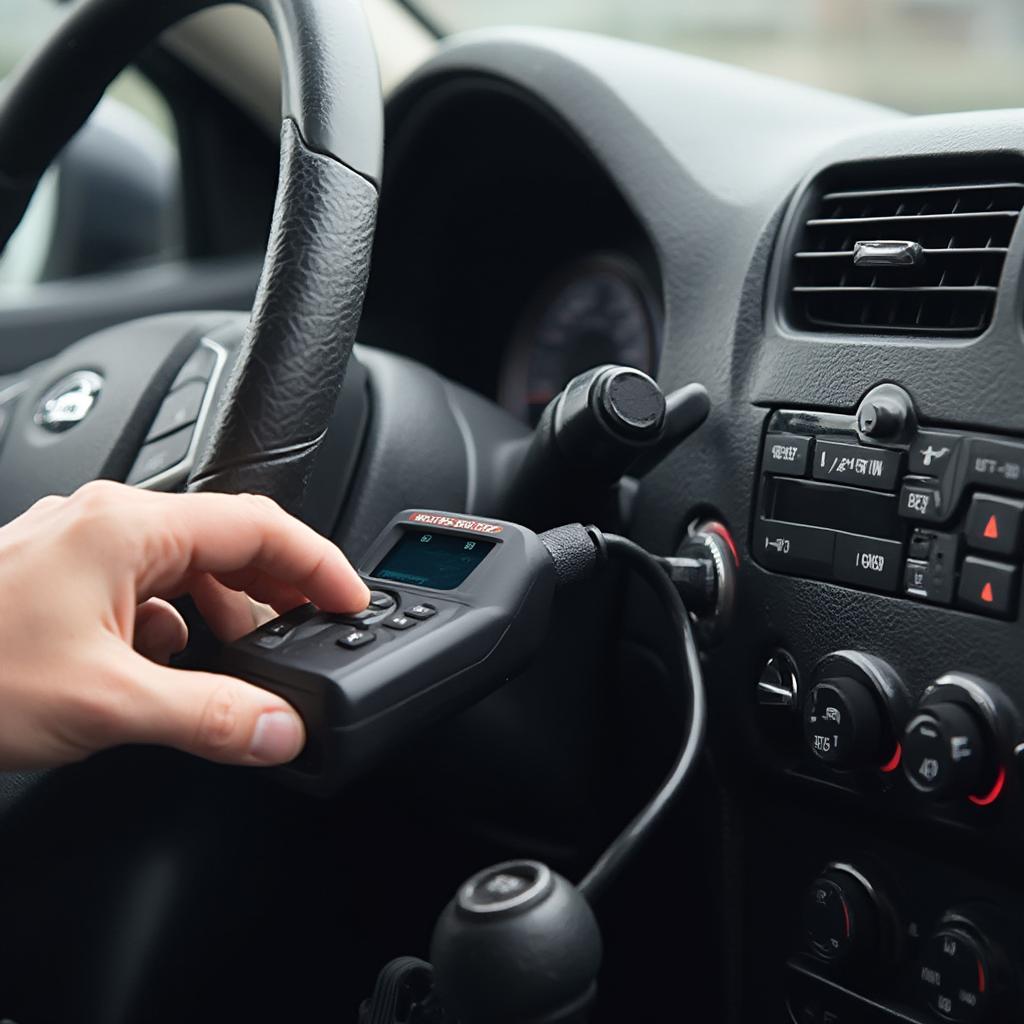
xmin=0 ymin=0 xmax=382 ymax=517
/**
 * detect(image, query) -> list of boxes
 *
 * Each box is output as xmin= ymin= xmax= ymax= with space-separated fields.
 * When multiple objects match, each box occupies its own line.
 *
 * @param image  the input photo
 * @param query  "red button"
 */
xmin=965 ymin=494 xmax=1024 ymax=557
xmin=957 ymin=556 xmax=1019 ymax=618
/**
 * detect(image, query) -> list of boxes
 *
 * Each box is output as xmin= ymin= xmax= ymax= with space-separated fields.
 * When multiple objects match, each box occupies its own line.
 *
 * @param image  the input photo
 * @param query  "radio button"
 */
xmin=763 ymin=433 xmax=811 ymax=477
xmin=833 ymin=534 xmax=903 ymax=593
xmin=754 ymin=523 xmax=834 ymax=576
xmin=957 ymin=557 xmax=1019 ymax=619
xmin=908 ymin=431 xmax=962 ymax=477
xmin=812 ymin=440 xmax=901 ymax=491
xmin=899 ymin=478 xmax=945 ymax=523
xmin=964 ymin=494 xmax=1024 ymax=557
xmin=966 ymin=438 xmax=1024 ymax=494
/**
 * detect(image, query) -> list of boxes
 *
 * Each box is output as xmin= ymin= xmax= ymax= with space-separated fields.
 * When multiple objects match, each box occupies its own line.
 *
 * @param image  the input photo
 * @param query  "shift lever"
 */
xmin=360 ymin=530 xmax=708 ymax=1024
xmin=503 ymin=364 xmax=710 ymax=530
xmin=430 ymin=861 xmax=602 ymax=1024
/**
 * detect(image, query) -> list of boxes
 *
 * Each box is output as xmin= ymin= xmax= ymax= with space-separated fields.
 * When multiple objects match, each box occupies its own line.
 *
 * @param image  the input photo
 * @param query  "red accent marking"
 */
xmin=968 ymin=766 xmax=1006 ymax=807
xmin=704 ymin=521 xmax=739 ymax=566
xmin=407 ymin=513 xmax=503 ymax=534
xmin=880 ymin=742 xmax=902 ymax=774
xmin=977 ymin=958 xmax=986 ymax=993
xmin=841 ymin=898 xmax=851 ymax=938
xmin=984 ymin=514 xmax=1000 ymax=540
xmin=980 ymin=581 xmax=995 ymax=604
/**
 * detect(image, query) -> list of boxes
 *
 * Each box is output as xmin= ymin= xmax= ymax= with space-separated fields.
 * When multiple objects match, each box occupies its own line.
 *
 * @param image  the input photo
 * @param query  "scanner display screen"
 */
xmin=373 ymin=530 xmax=496 ymax=590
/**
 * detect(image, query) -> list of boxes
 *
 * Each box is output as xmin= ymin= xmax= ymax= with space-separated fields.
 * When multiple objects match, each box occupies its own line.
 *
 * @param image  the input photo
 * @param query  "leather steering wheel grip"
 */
xmin=0 ymin=0 xmax=383 ymax=513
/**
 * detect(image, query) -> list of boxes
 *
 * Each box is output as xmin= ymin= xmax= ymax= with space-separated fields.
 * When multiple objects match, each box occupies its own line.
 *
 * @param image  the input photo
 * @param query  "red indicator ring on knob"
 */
xmin=968 ymin=766 xmax=1006 ymax=807
xmin=880 ymin=742 xmax=902 ymax=774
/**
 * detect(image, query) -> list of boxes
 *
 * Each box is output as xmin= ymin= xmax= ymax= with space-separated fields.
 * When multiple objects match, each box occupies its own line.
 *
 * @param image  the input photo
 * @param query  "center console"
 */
xmin=754 ymin=384 xmax=1022 ymax=619
xmin=745 ymin=383 xmax=1024 ymax=1024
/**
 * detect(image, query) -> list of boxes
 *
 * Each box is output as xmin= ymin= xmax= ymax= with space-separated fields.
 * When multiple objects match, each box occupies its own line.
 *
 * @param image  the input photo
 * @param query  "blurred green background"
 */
xmin=420 ymin=0 xmax=1024 ymax=113
xmin=2 ymin=0 xmax=1023 ymax=117
xmin=0 ymin=0 xmax=173 ymax=134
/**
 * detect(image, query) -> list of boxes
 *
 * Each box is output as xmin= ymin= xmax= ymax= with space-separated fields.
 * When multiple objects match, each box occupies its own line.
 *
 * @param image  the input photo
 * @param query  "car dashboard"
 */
xmin=357 ymin=27 xmax=1024 ymax=1024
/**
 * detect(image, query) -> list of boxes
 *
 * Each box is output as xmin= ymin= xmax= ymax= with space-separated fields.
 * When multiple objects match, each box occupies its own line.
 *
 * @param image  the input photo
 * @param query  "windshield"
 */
xmin=416 ymin=0 xmax=1024 ymax=115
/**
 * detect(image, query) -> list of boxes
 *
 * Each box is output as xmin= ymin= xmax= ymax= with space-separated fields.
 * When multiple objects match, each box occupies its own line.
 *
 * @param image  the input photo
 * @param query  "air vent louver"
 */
xmin=788 ymin=180 xmax=1024 ymax=336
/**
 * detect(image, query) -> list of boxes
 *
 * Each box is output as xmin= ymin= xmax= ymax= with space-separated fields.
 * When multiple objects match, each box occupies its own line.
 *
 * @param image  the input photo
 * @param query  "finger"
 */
xmin=107 ymin=650 xmax=306 ymax=766
xmin=190 ymin=574 xmax=280 ymax=643
xmin=208 ymin=566 xmax=309 ymax=612
xmin=129 ymin=490 xmax=368 ymax=612
xmin=133 ymin=598 xmax=188 ymax=664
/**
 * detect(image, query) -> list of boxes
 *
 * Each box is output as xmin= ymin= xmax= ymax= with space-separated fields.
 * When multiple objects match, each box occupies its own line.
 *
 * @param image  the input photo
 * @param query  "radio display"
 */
xmin=373 ymin=529 xmax=496 ymax=590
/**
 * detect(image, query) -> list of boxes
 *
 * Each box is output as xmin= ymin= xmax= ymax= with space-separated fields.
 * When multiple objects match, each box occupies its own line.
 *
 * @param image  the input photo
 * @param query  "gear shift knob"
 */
xmin=430 ymin=860 xmax=602 ymax=1024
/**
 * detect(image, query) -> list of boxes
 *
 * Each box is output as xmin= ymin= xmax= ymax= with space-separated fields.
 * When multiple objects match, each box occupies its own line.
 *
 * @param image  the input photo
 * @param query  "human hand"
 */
xmin=0 ymin=481 xmax=369 ymax=769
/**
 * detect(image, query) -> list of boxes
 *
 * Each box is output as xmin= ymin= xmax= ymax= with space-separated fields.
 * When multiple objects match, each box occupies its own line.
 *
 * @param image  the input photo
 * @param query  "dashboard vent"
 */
xmin=789 ymin=180 xmax=1024 ymax=336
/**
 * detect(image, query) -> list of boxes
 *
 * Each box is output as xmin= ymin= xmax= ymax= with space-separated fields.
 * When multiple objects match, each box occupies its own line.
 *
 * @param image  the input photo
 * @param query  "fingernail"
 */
xmin=249 ymin=710 xmax=304 ymax=764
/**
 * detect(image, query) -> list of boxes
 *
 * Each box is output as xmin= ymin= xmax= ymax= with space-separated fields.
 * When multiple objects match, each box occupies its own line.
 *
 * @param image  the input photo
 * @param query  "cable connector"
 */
xmin=654 ymin=552 xmax=718 ymax=617
xmin=539 ymin=523 xmax=606 ymax=588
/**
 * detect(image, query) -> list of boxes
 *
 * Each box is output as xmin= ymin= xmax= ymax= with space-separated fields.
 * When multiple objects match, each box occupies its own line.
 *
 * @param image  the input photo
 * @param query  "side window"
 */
xmin=0 ymin=0 xmax=182 ymax=291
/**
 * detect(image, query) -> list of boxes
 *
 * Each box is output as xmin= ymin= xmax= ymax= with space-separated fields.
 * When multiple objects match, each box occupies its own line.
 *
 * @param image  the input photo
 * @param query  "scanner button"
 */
xmin=406 ymin=603 xmax=437 ymax=620
xmin=263 ymin=619 xmax=294 ymax=637
xmin=343 ymin=608 xmax=377 ymax=624
xmin=385 ymin=614 xmax=417 ymax=631
xmin=337 ymin=628 xmax=376 ymax=649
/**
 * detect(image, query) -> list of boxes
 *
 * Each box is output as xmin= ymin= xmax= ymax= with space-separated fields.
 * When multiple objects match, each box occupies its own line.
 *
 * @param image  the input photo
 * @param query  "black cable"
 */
xmin=577 ymin=533 xmax=707 ymax=904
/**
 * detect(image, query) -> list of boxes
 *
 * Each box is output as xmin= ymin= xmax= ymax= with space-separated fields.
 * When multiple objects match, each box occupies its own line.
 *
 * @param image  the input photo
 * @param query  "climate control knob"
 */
xmin=802 ymin=866 xmax=879 ymax=965
xmin=902 ymin=702 xmax=991 ymax=800
xmin=803 ymin=676 xmax=884 ymax=769
xmin=802 ymin=653 xmax=905 ymax=773
xmin=919 ymin=916 xmax=1003 ymax=1023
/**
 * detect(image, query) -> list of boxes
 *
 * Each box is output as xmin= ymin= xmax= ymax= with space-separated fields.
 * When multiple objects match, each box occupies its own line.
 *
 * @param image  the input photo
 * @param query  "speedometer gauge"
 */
xmin=499 ymin=253 xmax=661 ymax=426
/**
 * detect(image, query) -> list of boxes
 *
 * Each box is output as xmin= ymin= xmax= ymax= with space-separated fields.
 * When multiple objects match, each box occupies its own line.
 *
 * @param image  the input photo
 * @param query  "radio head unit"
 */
xmin=754 ymin=385 xmax=1023 ymax=619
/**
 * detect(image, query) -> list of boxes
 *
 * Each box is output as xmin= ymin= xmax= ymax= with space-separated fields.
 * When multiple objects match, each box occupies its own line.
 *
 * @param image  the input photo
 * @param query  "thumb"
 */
xmin=117 ymin=654 xmax=306 ymax=766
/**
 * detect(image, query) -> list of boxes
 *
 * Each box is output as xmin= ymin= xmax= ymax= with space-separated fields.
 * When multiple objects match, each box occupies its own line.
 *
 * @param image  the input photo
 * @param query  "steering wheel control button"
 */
xmin=405 ymin=603 xmax=437 ymax=620
xmin=899 ymin=478 xmax=945 ymax=523
xmin=803 ymin=868 xmax=878 ymax=964
xmin=956 ymin=557 xmax=1019 ymax=619
xmin=126 ymin=426 xmax=193 ymax=486
xmin=34 ymin=369 xmax=104 ymax=433
xmin=336 ymin=628 xmax=376 ymax=650
xmin=812 ymin=439 xmax=901 ymax=492
xmin=384 ymin=614 xmax=417 ymax=631
xmin=964 ymin=494 xmax=1024 ymax=557
xmin=145 ymin=380 xmax=206 ymax=443
xmin=172 ymin=344 xmax=218 ymax=389
xmin=754 ymin=522 xmax=834 ymax=576
xmin=966 ymin=438 xmax=1024 ymax=495
xmin=832 ymin=534 xmax=902 ymax=593
xmin=804 ymin=676 xmax=882 ymax=769
xmin=902 ymin=703 xmax=988 ymax=799
xmin=919 ymin=925 xmax=993 ymax=1024
xmin=909 ymin=431 xmax=962 ymax=478
xmin=762 ymin=433 xmax=812 ymax=477
xmin=368 ymin=591 xmax=396 ymax=610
